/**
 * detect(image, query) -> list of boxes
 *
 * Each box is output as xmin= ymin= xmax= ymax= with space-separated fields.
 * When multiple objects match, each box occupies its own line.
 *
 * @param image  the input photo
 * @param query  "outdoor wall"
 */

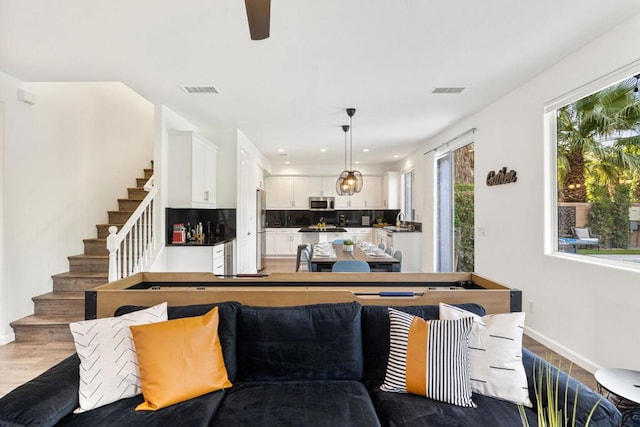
xmin=0 ymin=78 xmax=153 ymax=343
xmin=413 ymin=13 xmax=640 ymax=371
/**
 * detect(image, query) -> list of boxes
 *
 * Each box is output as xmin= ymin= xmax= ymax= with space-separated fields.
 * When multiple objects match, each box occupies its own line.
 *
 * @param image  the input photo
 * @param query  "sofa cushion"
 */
xmin=69 ymin=302 xmax=168 ymax=412
xmin=380 ymin=308 xmax=475 ymax=407
xmin=115 ymin=301 xmax=240 ymax=381
xmin=366 ymin=381 xmax=538 ymax=427
xmin=439 ymin=303 xmax=532 ymax=407
xmin=130 ymin=306 xmax=232 ymax=411
xmin=361 ymin=304 xmax=485 ymax=382
xmin=237 ymin=302 xmax=363 ymax=381
xmin=212 ymin=381 xmax=380 ymax=427
xmin=0 ymin=354 xmax=80 ymax=427
xmin=56 ymin=390 xmax=227 ymax=427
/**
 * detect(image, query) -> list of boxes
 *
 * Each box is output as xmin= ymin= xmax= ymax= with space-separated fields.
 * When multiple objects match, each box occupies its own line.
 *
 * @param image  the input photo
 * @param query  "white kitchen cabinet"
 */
xmin=373 ymin=228 xmax=389 ymax=248
xmin=212 ymin=243 xmax=225 ymax=276
xmin=382 ymin=172 xmax=400 ymax=209
xmin=344 ymin=228 xmax=373 ymax=243
xmin=266 ymin=228 xmax=301 ymax=256
xmin=347 ymin=175 xmax=383 ymax=208
xmin=386 ymin=231 xmax=423 ymax=272
xmin=168 ymin=130 xmax=217 ymax=208
xmin=265 ymin=177 xmax=309 ymax=209
xmin=309 ymin=176 xmax=339 ymax=198
xmin=164 ymin=246 xmax=213 ymax=272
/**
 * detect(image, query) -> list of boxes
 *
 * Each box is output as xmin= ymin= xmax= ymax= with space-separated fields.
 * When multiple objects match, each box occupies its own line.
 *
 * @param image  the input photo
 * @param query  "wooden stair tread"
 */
xmin=83 ymin=238 xmax=106 ymax=243
xmin=51 ymin=272 xmax=108 ymax=279
xmin=33 ymin=292 xmax=85 ymax=301
xmin=68 ymin=254 xmax=108 ymax=259
xmin=10 ymin=314 xmax=82 ymax=327
xmin=107 ymin=210 xmax=134 ymax=214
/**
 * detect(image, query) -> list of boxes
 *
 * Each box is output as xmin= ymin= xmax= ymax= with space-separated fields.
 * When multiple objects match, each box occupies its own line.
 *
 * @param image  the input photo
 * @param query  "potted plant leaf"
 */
xmin=343 ymin=239 xmax=355 ymax=252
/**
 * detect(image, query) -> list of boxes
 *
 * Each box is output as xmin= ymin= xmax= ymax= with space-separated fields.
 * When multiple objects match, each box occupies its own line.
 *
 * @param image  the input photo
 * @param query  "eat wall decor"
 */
xmin=486 ymin=167 xmax=517 ymax=186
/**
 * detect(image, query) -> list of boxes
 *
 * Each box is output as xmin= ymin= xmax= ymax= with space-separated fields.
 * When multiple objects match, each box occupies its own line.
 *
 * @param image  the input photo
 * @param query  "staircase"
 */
xmin=10 ymin=167 xmax=154 ymax=342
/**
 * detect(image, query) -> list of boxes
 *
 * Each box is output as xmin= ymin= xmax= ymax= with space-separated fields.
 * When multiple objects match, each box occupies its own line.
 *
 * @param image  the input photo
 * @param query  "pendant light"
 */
xmin=335 ymin=108 xmax=363 ymax=195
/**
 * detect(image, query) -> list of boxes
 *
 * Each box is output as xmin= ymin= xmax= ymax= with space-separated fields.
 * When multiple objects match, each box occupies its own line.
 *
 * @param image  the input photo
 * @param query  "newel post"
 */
xmin=107 ymin=226 xmax=119 ymax=282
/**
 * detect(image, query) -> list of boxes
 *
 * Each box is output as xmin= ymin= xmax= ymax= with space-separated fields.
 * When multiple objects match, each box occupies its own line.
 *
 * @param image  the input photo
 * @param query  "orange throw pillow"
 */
xmin=130 ymin=306 xmax=232 ymax=410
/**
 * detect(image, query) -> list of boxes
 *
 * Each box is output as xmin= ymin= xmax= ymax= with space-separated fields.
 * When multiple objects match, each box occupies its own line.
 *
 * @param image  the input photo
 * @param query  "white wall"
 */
xmin=0 ymin=78 xmax=153 ymax=342
xmin=414 ymin=14 xmax=640 ymax=371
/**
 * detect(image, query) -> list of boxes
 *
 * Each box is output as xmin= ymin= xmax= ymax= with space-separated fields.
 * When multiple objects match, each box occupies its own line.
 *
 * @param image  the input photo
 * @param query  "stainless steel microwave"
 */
xmin=309 ymin=197 xmax=335 ymax=211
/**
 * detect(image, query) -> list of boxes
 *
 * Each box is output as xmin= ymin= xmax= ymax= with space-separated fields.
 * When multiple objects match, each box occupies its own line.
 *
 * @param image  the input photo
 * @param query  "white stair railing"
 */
xmin=107 ymin=175 xmax=158 ymax=282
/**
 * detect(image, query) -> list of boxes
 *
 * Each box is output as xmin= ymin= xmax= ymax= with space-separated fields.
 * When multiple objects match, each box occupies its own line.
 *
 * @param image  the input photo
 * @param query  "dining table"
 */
xmin=311 ymin=243 xmax=400 ymax=272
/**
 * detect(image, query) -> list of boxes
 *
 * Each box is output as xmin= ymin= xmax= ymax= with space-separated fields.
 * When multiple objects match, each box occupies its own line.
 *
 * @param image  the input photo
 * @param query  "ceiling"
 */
xmin=2 ymin=1 xmax=640 ymax=168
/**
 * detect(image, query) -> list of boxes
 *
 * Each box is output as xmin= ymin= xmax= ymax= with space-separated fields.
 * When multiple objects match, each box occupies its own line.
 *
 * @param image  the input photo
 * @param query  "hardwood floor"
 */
xmin=0 ymin=258 xmax=595 ymax=397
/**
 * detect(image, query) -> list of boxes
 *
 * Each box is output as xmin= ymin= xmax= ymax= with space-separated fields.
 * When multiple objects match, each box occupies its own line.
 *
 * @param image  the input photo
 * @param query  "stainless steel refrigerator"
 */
xmin=256 ymin=189 xmax=267 ymax=271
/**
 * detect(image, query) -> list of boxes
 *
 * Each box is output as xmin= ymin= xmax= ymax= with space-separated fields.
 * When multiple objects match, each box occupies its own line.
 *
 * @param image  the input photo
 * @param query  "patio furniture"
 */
xmin=571 ymin=227 xmax=600 ymax=249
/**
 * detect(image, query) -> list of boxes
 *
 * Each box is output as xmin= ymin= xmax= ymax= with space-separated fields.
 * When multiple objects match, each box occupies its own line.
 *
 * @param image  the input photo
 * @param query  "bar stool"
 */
xmin=295 ymin=243 xmax=311 ymax=272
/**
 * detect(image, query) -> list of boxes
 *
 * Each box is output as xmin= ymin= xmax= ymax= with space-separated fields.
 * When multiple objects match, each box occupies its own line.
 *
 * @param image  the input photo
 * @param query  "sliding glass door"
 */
xmin=437 ymin=143 xmax=474 ymax=272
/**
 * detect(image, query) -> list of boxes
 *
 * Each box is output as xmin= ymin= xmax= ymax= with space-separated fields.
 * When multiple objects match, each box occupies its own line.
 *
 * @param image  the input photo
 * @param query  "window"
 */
xmin=403 ymin=169 xmax=415 ymax=221
xmin=551 ymin=69 xmax=640 ymax=267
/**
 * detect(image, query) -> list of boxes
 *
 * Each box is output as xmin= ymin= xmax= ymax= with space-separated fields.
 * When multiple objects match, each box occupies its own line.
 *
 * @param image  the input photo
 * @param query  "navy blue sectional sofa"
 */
xmin=0 ymin=302 xmax=621 ymax=427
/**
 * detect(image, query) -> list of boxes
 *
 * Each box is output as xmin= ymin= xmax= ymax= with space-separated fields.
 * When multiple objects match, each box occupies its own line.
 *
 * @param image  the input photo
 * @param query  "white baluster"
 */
xmin=107 ymin=226 xmax=119 ymax=282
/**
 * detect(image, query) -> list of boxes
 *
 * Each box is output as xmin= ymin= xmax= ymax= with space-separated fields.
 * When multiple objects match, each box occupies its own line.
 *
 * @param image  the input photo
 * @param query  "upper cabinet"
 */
xmin=382 ymin=172 xmax=400 ymax=209
xmin=168 ymin=130 xmax=218 ymax=208
xmin=265 ymin=176 xmax=309 ymax=209
xmin=265 ymin=175 xmax=388 ymax=209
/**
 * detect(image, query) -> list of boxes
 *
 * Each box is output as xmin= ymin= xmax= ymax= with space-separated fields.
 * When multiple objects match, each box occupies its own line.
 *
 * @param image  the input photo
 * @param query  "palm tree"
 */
xmin=557 ymin=75 xmax=640 ymax=202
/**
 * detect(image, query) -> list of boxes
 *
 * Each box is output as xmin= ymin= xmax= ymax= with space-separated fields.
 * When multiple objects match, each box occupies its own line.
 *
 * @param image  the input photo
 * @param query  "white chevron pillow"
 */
xmin=69 ymin=302 xmax=168 ymax=412
xmin=439 ymin=303 xmax=532 ymax=407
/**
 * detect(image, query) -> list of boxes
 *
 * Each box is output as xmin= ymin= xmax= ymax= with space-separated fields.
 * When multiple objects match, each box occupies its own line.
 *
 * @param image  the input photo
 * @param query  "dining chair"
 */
xmin=303 ymin=246 xmax=315 ymax=272
xmin=385 ymin=245 xmax=394 ymax=255
xmin=331 ymin=260 xmax=371 ymax=272
xmin=378 ymin=242 xmax=386 ymax=250
xmin=392 ymin=250 xmax=402 ymax=272
xmin=332 ymin=239 xmax=347 ymax=244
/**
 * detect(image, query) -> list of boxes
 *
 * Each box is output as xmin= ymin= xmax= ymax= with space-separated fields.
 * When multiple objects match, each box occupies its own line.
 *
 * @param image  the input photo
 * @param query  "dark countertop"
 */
xmin=166 ymin=236 xmax=235 ymax=246
xmin=298 ymin=227 xmax=348 ymax=232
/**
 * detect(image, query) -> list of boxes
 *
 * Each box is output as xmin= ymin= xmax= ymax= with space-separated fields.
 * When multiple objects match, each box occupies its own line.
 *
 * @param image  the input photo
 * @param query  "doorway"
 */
xmin=436 ymin=143 xmax=474 ymax=272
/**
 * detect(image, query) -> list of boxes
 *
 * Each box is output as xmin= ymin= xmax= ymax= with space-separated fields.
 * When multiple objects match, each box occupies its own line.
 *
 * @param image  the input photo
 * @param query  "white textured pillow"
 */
xmin=439 ymin=303 xmax=532 ymax=407
xmin=69 ymin=302 xmax=168 ymax=412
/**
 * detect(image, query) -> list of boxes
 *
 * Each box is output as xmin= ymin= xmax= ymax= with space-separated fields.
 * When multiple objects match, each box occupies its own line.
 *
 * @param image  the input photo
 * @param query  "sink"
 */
xmin=384 ymin=226 xmax=412 ymax=232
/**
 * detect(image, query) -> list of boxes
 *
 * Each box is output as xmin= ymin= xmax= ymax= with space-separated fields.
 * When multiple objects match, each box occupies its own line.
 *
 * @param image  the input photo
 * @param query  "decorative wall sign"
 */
xmin=486 ymin=167 xmax=517 ymax=186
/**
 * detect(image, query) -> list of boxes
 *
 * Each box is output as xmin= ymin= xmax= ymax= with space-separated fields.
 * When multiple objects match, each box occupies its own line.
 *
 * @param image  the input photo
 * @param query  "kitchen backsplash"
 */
xmin=166 ymin=208 xmax=236 ymax=245
xmin=265 ymin=209 xmax=400 ymax=227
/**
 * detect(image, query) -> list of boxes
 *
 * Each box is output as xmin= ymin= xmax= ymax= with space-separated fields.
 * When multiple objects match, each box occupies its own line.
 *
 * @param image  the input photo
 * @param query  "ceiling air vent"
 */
xmin=180 ymin=85 xmax=220 ymax=94
xmin=431 ymin=87 xmax=465 ymax=94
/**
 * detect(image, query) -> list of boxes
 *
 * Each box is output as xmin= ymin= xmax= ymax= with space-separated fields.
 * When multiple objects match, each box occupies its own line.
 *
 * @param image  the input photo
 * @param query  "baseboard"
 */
xmin=0 ymin=331 xmax=15 ymax=345
xmin=524 ymin=326 xmax=602 ymax=374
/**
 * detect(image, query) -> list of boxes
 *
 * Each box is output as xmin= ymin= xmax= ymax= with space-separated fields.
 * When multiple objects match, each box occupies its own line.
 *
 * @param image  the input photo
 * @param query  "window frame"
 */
xmin=545 ymin=59 xmax=640 ymax=271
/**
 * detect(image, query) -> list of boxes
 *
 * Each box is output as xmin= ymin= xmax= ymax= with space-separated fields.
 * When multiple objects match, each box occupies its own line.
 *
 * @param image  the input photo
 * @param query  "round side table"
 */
xmin=595 ymin=368 xmax=640 ymax=426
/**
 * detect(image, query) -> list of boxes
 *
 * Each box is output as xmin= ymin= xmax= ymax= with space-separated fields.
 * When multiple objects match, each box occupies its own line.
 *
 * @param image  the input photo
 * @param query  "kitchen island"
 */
xmin=299 ymin=225 xmax=348 ymax=244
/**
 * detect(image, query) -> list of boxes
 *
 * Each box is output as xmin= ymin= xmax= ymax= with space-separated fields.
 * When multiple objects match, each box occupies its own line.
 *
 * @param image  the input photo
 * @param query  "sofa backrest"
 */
xmin=236 ymin=302 xmax=364 ymax=381
xmin=114 ymin=301 xmax=241 ymax=381
xmin=360 ymin=303 xmax=486 ymax=382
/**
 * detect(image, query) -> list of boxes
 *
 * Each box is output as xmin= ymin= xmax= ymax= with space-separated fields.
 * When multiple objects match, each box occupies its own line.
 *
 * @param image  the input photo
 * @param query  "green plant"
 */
xmin=519 ymin=356 xmax=602 ymax=427
xmin=454 ymin=183 xmax=474 ymax=272
xmin=343 ymin=239 xmax=354 ymax=245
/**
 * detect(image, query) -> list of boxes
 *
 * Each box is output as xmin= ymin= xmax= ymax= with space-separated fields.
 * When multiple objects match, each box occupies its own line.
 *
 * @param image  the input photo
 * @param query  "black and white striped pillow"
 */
xmin=380 ymin=308 xmax=475 ymax=407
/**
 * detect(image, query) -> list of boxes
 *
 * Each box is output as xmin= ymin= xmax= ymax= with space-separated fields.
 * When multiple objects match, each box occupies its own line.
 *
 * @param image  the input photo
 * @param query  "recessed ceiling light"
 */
xmin=362 ymin=148 xmax=370 ymax=153
xmin=393 ymin=154 xmax=399 ymax=158
xmin=320 ymin=148 xmax=327 ymax=152
xmin=354 ymin=160 xmax=360 ymax=165
xmin=277 ymin=148 xmax=285 ymax=153
xmin=284 ymin=161 xmax=291 ymax=164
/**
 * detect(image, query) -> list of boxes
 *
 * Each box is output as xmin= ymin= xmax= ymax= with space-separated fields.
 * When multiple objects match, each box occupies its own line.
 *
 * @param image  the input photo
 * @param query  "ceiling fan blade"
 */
xmin=244 ymin=0 xmax=270 ymax=40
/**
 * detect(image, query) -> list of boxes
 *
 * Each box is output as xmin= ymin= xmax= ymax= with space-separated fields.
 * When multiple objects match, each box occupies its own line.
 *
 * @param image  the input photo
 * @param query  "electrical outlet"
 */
xmin=528 ymin=300 xmax=535 ymax=314
xmin=477 ymin=227 xmax=486 ymax=237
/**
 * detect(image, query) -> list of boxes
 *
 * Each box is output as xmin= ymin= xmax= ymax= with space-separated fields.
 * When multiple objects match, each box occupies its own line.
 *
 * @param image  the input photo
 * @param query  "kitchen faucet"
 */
xmin=396 ymin=212 xmax=405 ymax=228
